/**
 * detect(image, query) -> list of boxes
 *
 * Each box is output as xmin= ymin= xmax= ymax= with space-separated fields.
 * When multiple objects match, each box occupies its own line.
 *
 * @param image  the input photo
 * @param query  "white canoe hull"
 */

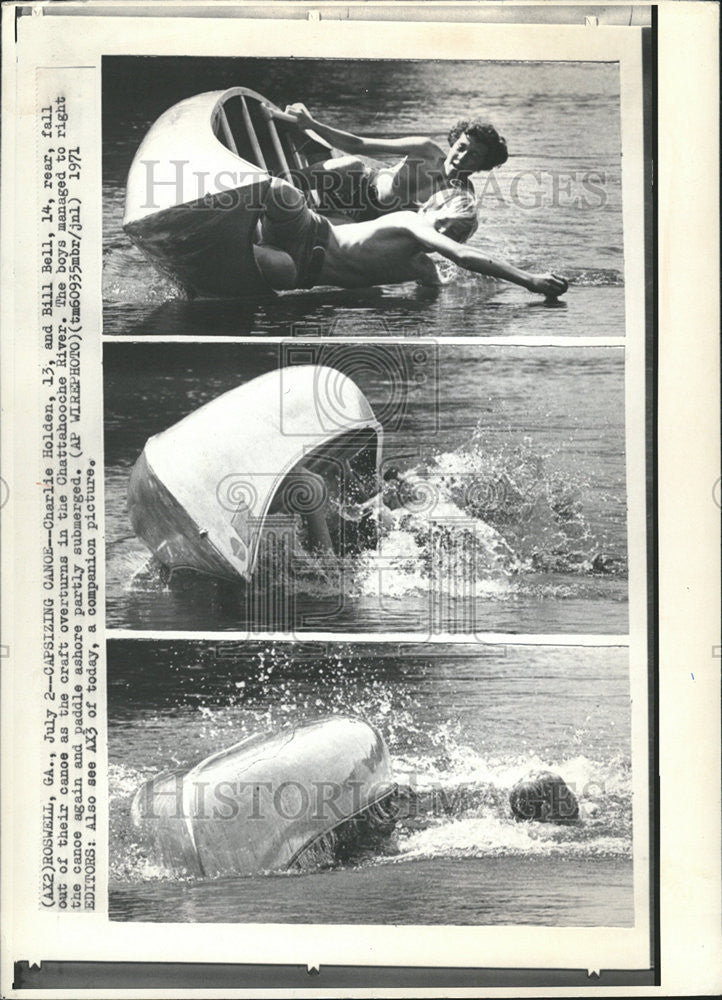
xmin=131 ymin=716 xmax=396 ymax=877
xmin=127 ymin=366 xmax=383 ymax=582
xmin=123 ymin=87 xmax=331 ymax=298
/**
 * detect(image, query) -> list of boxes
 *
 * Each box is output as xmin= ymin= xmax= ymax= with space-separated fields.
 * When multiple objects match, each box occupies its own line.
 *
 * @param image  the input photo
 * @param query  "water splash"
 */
xmin=261 ymin=434 xmax=620 ymax=599
xmin=389 ymin=745 xmax=631 ymax=865
xmin=394 ymin=816 xmax=631 ymax=862
xmin=109 ymin=646 xmax=631 ymax=882
xmin=103 ymin=246 xmax=186 ymax=304
xmin=111 ymin=389 xmax=624 ymax=617
xmin=417 ymin=435 xmax=614 ymax=575
xmin=235 ymin=437 xmax=618 ymax=604
xmin=109 ymin=763 xmax=181 ymax=882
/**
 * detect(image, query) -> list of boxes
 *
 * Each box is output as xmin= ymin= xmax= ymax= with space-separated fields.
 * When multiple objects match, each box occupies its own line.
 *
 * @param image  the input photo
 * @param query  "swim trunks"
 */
xmin=352 ymin=167 xmax=387 ymax=221
xmin=260 ymin=198 xmax=332 ymax=289
xmin=297 ymin=211 xmax=331 ymax=288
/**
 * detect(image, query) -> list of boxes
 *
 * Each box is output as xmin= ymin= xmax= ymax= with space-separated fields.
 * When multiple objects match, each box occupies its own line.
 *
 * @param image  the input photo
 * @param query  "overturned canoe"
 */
xmin=131 ymin=716 xmax=396 ymax=877
xmin=123 ymin=87 xmax=332 ymax=298
xmin=128 ymin=365 xmax=383 ymax=582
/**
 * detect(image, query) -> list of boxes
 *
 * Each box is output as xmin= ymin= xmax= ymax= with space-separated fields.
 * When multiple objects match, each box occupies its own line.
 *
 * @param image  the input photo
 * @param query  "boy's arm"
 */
xmin=407 ymin=216 xmax=569 ymax=297
xmin=284 ymin=103 xmax=442 ymax=162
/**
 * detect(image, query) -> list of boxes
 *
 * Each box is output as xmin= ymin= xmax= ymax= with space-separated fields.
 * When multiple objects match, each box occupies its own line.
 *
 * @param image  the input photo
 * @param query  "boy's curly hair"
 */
xmin=447 ymin=120 xmax=509 ymax=169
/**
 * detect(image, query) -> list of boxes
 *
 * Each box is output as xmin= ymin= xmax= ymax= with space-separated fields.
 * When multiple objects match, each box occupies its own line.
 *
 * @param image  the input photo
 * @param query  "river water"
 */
xmin=108 ymin=641 xmax=633 ymax=926
xmin=104 ymin=341 xmax=627 ymax=634
xmin=102 ymin=56 xmax=625 ymax=338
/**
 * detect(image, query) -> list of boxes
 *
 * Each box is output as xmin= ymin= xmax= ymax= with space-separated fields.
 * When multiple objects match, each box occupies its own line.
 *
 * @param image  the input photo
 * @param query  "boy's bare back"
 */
xmin=320 ymin=213 xmax=436 ymax=288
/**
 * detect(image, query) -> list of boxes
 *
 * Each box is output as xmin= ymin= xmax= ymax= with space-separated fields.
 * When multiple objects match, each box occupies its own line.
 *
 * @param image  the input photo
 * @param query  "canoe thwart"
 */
xmin=260 ymin=103 xmax=298 ymax=124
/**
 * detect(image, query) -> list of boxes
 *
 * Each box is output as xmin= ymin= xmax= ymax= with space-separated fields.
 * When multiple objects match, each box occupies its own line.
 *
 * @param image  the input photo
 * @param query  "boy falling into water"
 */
xmin=253 ymin=177 xmax=569 ymax=297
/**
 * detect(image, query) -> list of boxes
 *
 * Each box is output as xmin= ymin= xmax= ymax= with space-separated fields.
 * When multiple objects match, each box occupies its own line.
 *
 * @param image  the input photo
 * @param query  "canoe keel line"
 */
xmin=123 ymin=87 xmax=334 ymax=298
xmin=131 ymin=717 xmax=398 ymax=877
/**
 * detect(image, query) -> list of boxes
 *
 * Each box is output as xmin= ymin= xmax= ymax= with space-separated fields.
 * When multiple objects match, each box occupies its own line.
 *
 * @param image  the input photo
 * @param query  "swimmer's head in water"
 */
xmin=447 ymin=120 xmax=509 ymax=172
xmin=420 ymin=188 xmax=479 ymax=243
xmin=509 ymin=770 xmax=580 ymax=824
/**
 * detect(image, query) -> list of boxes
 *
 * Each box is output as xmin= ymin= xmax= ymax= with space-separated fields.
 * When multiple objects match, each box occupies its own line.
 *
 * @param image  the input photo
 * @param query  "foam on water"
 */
xmin=115 ymin=433 xmax=622 ymax=607
xmin=389 ymin=743 xmax=631 ymax=865
xmin=395 ymin=817 xmax=631 ymax=862
xmin=103 ymin=246 xmax=184 ymax=304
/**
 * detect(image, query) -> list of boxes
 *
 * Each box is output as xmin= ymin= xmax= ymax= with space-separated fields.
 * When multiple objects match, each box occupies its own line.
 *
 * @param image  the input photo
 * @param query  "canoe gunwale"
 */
xmin=127 ymin=448 xmax=242 ymax=583
xmin=123 ymin=85 xmax=328 ymax=222
xmin=285 ymin=782 xmax=398 ymax=870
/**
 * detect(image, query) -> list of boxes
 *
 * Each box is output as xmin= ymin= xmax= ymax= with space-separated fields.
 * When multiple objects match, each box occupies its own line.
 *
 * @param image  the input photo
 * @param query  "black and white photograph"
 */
xmin=102 ymin=55 xmax=625 ymax=339
xmin=99 ymin=31 xmax=644 ymax=961
xmin=108 ymin=638 xmax=633 ymax=927
xmin=104 ymin=341 xmax=628 ymax=634
xmin=15 ymin=2 xmax=722 ymax=993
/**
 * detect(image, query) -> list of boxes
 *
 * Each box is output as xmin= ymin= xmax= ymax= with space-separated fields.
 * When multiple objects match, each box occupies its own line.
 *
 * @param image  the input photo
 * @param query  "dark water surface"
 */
xmin=109 ymin=642 xmax=633 ymax=925
xmin=104 ymin=342 xmax=628 ymax=634
xmin=103 ymin=57 xmax=624 ymax=338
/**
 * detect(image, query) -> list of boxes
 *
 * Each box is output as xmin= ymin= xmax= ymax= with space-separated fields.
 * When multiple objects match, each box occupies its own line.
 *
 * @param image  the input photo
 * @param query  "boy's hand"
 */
xmin=528 ymin=273 xmax=569 ymax=298
xmin=284 ymin=102 xmax=315 ymax=129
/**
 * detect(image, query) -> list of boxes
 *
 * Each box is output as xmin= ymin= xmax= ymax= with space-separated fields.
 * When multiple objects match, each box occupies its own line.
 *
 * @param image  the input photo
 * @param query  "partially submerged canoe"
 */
xmin=131 ymin=716 xmax=396 ymax=877
xmin=123 ymin=87 xmax=332 ymax=298
xmin=127 ymin=365 xmax=383 ymax=582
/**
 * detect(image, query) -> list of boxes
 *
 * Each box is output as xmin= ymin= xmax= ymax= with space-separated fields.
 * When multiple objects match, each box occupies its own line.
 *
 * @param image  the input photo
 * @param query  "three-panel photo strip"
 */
xmin=100 ymin=20 xmax=655 ymax=983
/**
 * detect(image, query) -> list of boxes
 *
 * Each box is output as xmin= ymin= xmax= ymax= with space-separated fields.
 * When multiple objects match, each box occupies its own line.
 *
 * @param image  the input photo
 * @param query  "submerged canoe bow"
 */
xmin=131 ymin=716 xmax=396 ymax=877
xmin=123 ymin=87 xmax=333 ymax=298
xmin=127 ymin=365 xmax=383 ymax=582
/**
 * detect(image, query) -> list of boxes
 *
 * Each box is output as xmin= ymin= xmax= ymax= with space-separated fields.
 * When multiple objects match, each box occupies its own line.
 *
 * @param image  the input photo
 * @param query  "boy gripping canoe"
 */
xmin=282 ymin=102 xmax=508 ymax=219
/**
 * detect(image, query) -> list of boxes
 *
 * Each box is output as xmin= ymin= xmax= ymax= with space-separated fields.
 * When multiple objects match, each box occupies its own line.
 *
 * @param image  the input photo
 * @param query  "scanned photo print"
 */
xmin=15 ymin=2 xmax=716 ymax=991
xmin=104 ymin=341 xmax=628 ymax=635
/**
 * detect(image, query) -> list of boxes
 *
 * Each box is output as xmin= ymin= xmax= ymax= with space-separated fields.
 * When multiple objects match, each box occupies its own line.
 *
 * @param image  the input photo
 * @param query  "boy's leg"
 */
xmin=254 ymin=178 xmax=314 ymax=288
xmin=252 ymin=243 xmax=297 ymax=290
xmin=290 ymin=466 xmax=334 ymax=554
xmin=260 ymin=177 xmax=310 ymax=246
xmin=304 ymin=155 xmax=369 ymax=214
